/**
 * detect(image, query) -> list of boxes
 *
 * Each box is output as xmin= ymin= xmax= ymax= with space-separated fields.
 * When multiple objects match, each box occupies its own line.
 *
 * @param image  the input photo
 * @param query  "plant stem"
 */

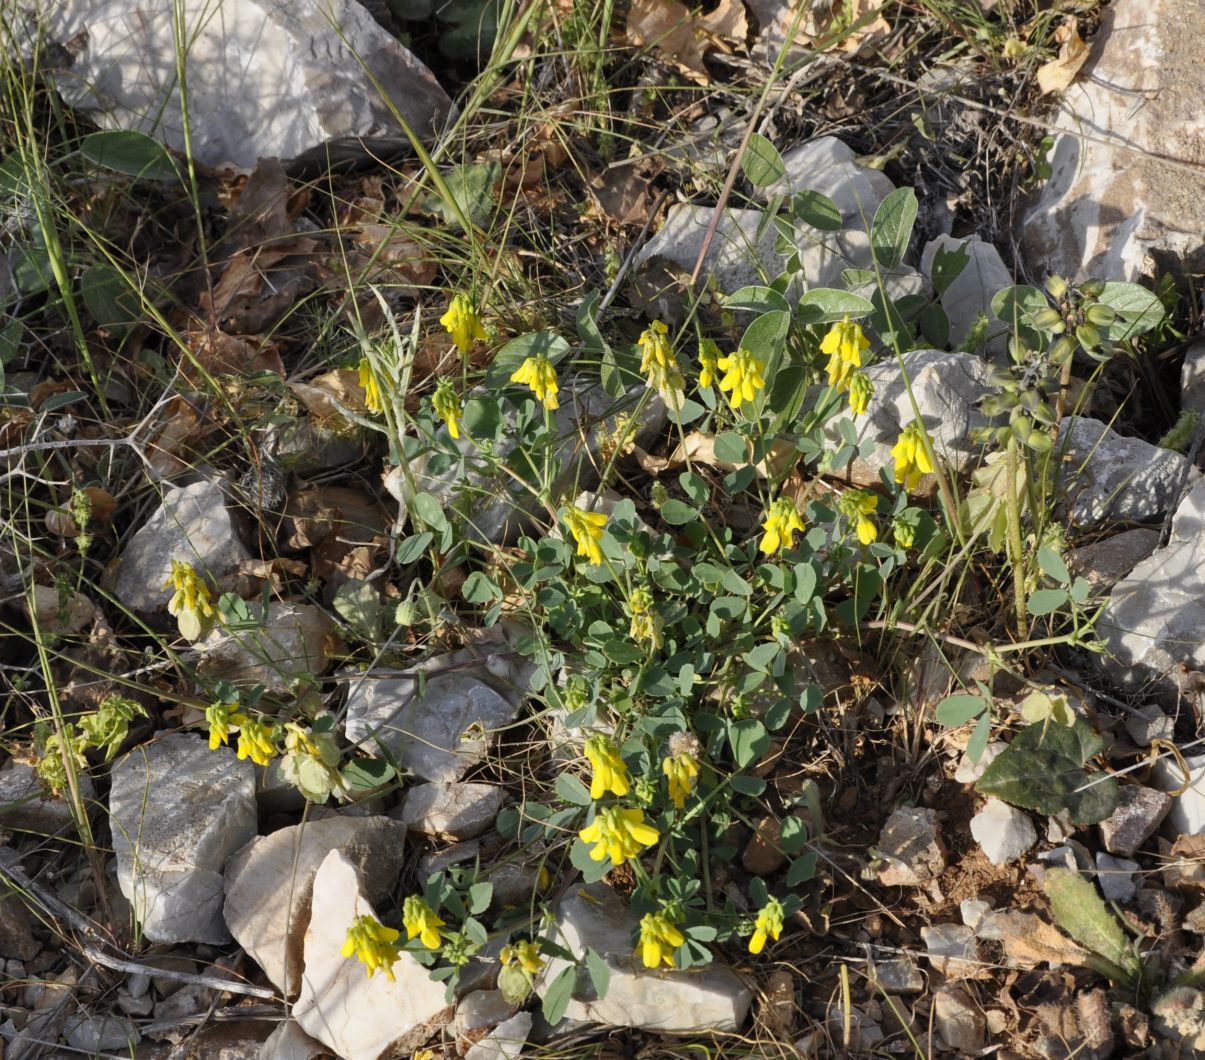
xmin=1005 ymin=435 xmax=1028 ymax=637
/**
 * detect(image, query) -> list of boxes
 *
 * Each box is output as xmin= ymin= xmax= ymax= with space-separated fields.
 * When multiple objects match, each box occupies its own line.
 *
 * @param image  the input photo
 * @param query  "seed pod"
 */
xmin=1050 ymin=335 xmax=1077 ymax=365
xmin=1045 ymin=274 xmax=1069 ymax=300
xmin=1080 ymin=279 xmax=1105 ymax=298
xmin=1076 ymin=323 xmax=1101 ymax=351
xmin=1085 ymin=302 xmax=1117 ymax=327
xmin=1032 ymin=307 xmax=1064 ymax=331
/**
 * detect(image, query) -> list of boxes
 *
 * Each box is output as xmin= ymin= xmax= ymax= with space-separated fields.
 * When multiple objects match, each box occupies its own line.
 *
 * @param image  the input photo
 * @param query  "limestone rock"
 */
xmin=1101 ymin=478 xmax=1205 ymax=703
xmin=874 ymin=806 xmax=946 ymax=886
xmin=223 ymin=815 xmax=407 ymax=995
xmin=762 ymin=137 xmax=895 ymax=229
xmin=108 ymin=479 xmax=251 ymax=614
xmin=1058 ymin=416 xmax=1198 ymax=528
xmin=1183 ymin=339 xmax=1205 ymax=414
xmin=934 ymin=985 xmax=985 ymax=1053
xmin=1156 ymin=755 xmax=1205 ymax=838
xmin=455 ymin=990 xmax=517 ymax=1039
xmin=970 ymin=799 xmax=1036 ymax=866
xmin=1095 ymin=852 xmax=1138 ymax=903
xmin=393 ymin=783 xmax=504 ymax=841
xmin=62 ymin=1013 xmax=139 ymax=1053
xmin=1021 ymin=0 xmax=1205 ymax=282
xmin=464 ymin=1012 xmax=533 ymax=1060
xmin=921 ymin=924 xmax=982 ymax=979
xmin=259 ymin=1022 xmax=330 ymax=1060
xmin=1068 ymin=528 xmax=1161 ymax=591
xmin=537 ymin=883 xmax=751 ymax=1032
xmin=824 ymin=350 xmax=998 ymax=494
xmin=35 ymin=0 xmax=452 ymax=170
xmin=193 ymin=601 xmax=338 ymax=694
xmin=921 ymin=235 xmax=1014 ymax=356
xmin=109 ymin=734 xmax=257 ymax=943
xmin=293 ymin=850 xmax=450 ymax=1060
xmin=1100 ymin=784 xmax=1171 ymax=855
xmin=0 ymin=759 xmax=94 ymax=835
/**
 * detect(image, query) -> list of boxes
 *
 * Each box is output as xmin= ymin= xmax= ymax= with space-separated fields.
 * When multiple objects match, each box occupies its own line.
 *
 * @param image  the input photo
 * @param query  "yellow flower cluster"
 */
xmin=749 ymin=897 xmax=784 ymax=955
xmin=236 ymin=719 xmax=278 ymax=767
xmin=564 ymin=506 xmax=607 ymax=566
xmin=341 ymin=915 xmax=401 ymax=980
xmin=204 ymin=699 xmax=247 ymax=751
xmin=759 ymin=496 xmax=806 ymax=556
xmin=500 ymin=939 xmax=544 ymax=975
xmin=891 ymin=421 xmax=935 ymax=490
xmin=164 ymin=560 xmax=214 ymax=619
xmin=357 ymin=356 xmax=384 ymax=415
xmin=837 ymin=489 xmax=879 ymax=545
xmin=638 ymin=911 xmax=685 ymax=969
xmin=820 ymin=317 xmax=874 ymax=416
xmin=578 ymin=805 xmax=659 ymax=866
xmin=402 ymin=895 xmax=445 ymax=950
xmin=662 ymin=751 xmax=699 ymax=809
xmin=716 ymin=348 xmax=766 ymax=410
xmin=848 ymin=370 xmax=873 ymax=416
xmin=638 ymin=320 xmax=685 ymax=408
xmin=432 ymin=378 xmax=463 ymax=439
xmin=697 ymin=339 xmax=721 ymax=389
xmin=440 ymin=293 xmax=487 ymax=355
xmin=584 ymin=735 xmax=630 ymax=799
xmin=511 ymin=353 xmax=559 ymax=409
xmin=628 ymin=586 xmax=662 ymax=648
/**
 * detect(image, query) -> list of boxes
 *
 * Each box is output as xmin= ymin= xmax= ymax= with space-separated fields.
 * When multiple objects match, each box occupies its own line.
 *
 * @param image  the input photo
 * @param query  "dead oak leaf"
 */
xmin=1037 ymin=17 xmax=1090 ymax=95
xmin=626 ymin=0 xmax=748 ymax=84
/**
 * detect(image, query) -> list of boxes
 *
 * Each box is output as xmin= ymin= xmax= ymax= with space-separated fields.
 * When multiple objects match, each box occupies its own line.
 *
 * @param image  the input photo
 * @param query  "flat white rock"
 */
xmin=970 ymin=799 xmax=1036 ymax=866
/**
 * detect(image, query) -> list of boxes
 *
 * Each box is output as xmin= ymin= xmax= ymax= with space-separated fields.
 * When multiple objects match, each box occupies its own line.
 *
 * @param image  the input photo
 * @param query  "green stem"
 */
xmin=1005 ymin=436 xmax=1028 ymax=637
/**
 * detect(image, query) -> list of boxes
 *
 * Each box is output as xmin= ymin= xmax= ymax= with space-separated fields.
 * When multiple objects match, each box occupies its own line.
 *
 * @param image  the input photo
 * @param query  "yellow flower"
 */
xmin=698 ymin=339 xmax=721 ymax=389
xmin=759 ymin=497 xmax=806 ymax=556
xmin=848 ymin=370 xmax=873 ymax=416
xmin=501 ymin=939 xmax=544 ymax=975
xmin=715 ymin=348 xmax=765 ymax=409
xmin=431 ymin=378 xmax=463 ymax=439
xmin=358 ymin=356 xmax=384 ymax=414
xmin=638 ymin=320 xmax=685 ymax=406
xmin=236 ymin=719 xmax=277 ymax=767
xmin=563 ymin=506 xmax=607 ymax=566
xmin=439 ymin=293 xmax=487 ymax=355
xmin=662 ymin=752 xmax=699 ymax=809
xmin=891 ymin=421 xmax=936 ymax=490
xmin=838 ymin=489 xmax=879 ymax=545
xmin=341 ymin=914 xmax=401 ymax=981
xmin=204 ymin=699 xmax=248 ymax=751
xmin=628 ymin=586 xmax=662 ymax=649
xmin=584 ymin=734 xmax=630 ymax=800
xmin=578 ymin=805 xmax=659 ymax=866
xmin=749 ymin=897 xmax=784 ymax=955
xmin=638 ymin=911 xmax=685 ymax=969
xmin=821 ymin=316 xmax=870 ymax=390
xmin=402 ymin=895 xmax=445 ymax=950
xmin=163 ymin=560 xmax=214 ymax=618
xmin=510 ymin=353 xmax=559 ymax=409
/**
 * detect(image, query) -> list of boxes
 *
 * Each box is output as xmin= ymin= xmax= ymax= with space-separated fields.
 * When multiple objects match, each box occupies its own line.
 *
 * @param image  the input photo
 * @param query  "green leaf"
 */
xmin=1037 ymin=545 xmax=1070 ymax=585
xmin=975 ymin=719 xmax=1118 ymax=823
xmin=792 ymin=190 xmax=843 ymax=231
xmin=410 ymin=491 xmax=450 ymax=531
xmin=730 ymin=774 xmax=766 ymax=795
xmin=603 ymin=639 xmax=646 ymax=665
xmin=79 ymin=263 xmax=143 ymax=337
xmin=797 ymin=288 xmax=875 ymax=322
xmin=991 ymin=285 xmax=1049 ymax=327
xmin=930 ymin=242 xmax=970 ymax=296
xmin=786 ymin=852 xmax=817 ymax=886
xmin=741 ymin=133 xmax=786 ymax=187
xmin=1027 ymin=588 xmax=1069 ymax=616
xmin=468 ymin=882 xmax=494 ymax=914
xmin=80 ymin=130 xmax=179 ymax=181
xmin=714 ymin=431 xmax=747 ymax=464
xmin=486 ymin=331 xmax=570 ymax=386
xmin=1044 ymin=869 xmax=1141 ymax=985
xmin=729 ymin=719 xmax=769 ymax=769
xmin=395 ymin=532 xmax=433 ymax=564
xmin=427 ymin=161 xmax=499 ymax=229
xmin=935 ymin=694 xmax=987 ymax=727
xmin=341 ymin=757 xmax=397 ymax=793
xmin=462 ymin=571 xmax=503 ymax=604
xmin=870 ymin=187 xmax=918 ymax=269
xmin=659 ymin=498 xmax=700 ymax=525
xmin=726 ymin=286 xmax=790 ymax=314
xmin=570 ymin=836 xmax=611 ymax=881
xmin=967 ymin=712 xmax=992 ymax=764
xmin=739 ymin=310 xmax=790 ymax=365
xmin=679 ymin=471 xmax=709 ymax=506
xmin=555 ymin=773 xmax=592 ymax=807
xmin=919 ymin=302 xmax=950 ymax=348
xmin=1098 ymin=282 xmax=1165 ymax=339
xmin=541 ymin=965 xmax=578 ymax=1025
xmin=585 ymin=948 xmax=611 ymax=1000
xmin=332 ymin=579 xmax=383 ymax=641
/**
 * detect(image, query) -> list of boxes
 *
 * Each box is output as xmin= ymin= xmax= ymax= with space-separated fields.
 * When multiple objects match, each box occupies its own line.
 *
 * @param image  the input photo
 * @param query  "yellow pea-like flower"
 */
xmin=838 ymin=489 xmax=879 ymax=545
xmin=820 ymin=316 xmax=870 ymax=390
xmin=578 ymin=805 xmax=659 ymax=866
xmin=439 ymin=293 xmax=487 ymax=355
xmin=715 ymin=348 xmax=766 ymax=409
xmin=891 ymin=421 xmax=936 ymax=490
xmin=431 ymin=378 xmax=464 ymax=439
xmin=563 ymin=506 xmax=607 ymax=566
xmin=662 ymin=751 xmax=699 ymax=809
xmin=584 ymin=734 xmax=630 ymax=800
xmin=341 ymin=914 xmax=401 ymax=980
xmin=749 ymin=897 xmax=784 ymax=955
xmin=848 ymin=370 xmax=873 ymax=416
xmin=759 ymin=497 xmax=807 ymax=556
xmin=236 ymin=719 xmax=278 ymax=767
xmin=638 ymin=911 xmax=685 ymax=969
xmin=358 ymin=356 xmax=385 ymax=414
xmin=402 ymin=895 xmax=446 ymax=950
xmin=697 ymin=339 xmax=721 ymax=390
xmin=510 ymin=353 xmax=559 ymax=409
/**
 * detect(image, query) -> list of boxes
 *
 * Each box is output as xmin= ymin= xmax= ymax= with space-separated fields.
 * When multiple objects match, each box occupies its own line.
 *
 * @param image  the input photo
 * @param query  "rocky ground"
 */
xmin=3 ymin=0 xmax=1205 ymax=1058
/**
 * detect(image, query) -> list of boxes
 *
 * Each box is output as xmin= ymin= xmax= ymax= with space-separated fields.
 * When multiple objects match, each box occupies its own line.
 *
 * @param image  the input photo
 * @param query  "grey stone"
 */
xmin=1183 ymin=340 xmax=1205 ymax=414
xmin=259 ymin=1022 xmax=330 ymax=1060
xmin=970 ymin=799 xmax=1036 ymax=866
xmin=263 ymin=417 xmax=369 ymax=474
xmin=1101 ymin=785 xmax=1172 ymax=856
xmin=1101 ymin=478 xmax=1205 ymax=703
xmin=824 ymin=350 xmax=998 ymax=493
xmin=953 ymin=741 xmax=1005 ymax=784
xmin=223 ymin=815 xmax=407 ymax=996
xmin=872 ymin=958 xmax=924 ymax=994
xmin=153 ymin=981 xmax=214 ymax=1021
xmin=1037 ymin=841 xmax=1094 ymax=876
xmin=1125 ymin=706 xmax=1175 ymax=748
xmin=116 ymin=990 xmax=154 ymax=1016
xmin=23 ymin=584 xmax=95 ymax=634
xmin=1057 ymin=416 xmax=1198 ymax=528
xmin=36 ymin=0 xmax=451 ymax=170
xmin=934 ymin=986 xmax=986 ymax=1053
xmin=464 ymin=1012 xmax=533 ymax=1060
xmin=1095 ymin=852 xmax=1138 ymax=903
xmin=763 ymin=137 xmax=895 ymax=229
xmin=921 ymin=235 xmax=1014 ymax=356
xmin=109 ymin=734 xmax=257 ymax=944
xmin=1021 ymin=0 xmax=1205 ymax=283
xmin=394 ymin=782 xmax=504 ymax=841
xmin=920 ymin=924 xmax=981 ymax=979
xmin=1068 ymin=528 xmax=1161 ymax=591
xmin=108 ymin=479 xmax=251 ymax=613
xmin=0 ymin=759 xmax=94 ymax=835
xmin=387 ymin=380 xmax=665 ymax=547
xmin=455 ymin=990 xmax=517 ymax=1037
xmin=293 ymin=850 xmax=451 ymax=1060
xmin=537 ymin=883 xmax=751 ymax=1032
xmin=193 ymin=601 xmax=337 ymax=695
xmin=960 ymin=899 xmax=992 ymax=933
xmin=62 ymin=1014 xmax=139 ymax=1053
xmin=874 ymin=806 xmax=946 ymax=886
xmin=344 ymin=635 xmax=533 ymax=782
xmin=1156 ymin=754 xmax=1205 ymax=837
xmin=0 ymin=895 xmax=38 ymax=960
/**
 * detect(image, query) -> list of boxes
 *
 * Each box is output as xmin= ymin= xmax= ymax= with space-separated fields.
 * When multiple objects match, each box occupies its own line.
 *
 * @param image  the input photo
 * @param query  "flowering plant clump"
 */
xmin=440 ymin=292 xmax=488 ymax=354
xmin=637 ymin=319 xmax=686 ymax=409
xmin=163 ymin=559 xmax=215 ymax=641
xmin=431 ymin=378 xmax=464 ymax=439
xmin=563 ymin=506 xmax=607 ymax=566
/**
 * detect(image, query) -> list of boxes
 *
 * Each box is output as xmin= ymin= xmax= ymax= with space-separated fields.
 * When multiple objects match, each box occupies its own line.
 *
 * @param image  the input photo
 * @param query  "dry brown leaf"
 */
xmin=1037 ymin=17 xmax=1090 ymax=95
xmin=987 ymin=911 xmax=1092 ymax=969
xmin=635 ymin=431 xmax=798 ymax=478
xmin=293 ymin=369 xmax=370 ymax=421
xmin=185 ymin=329 xmax=285 ymax=379
xmin=754 ymin=0 xmax=889 ymax=56
xmin=626 ymin=0 xmax=747 ymax=84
